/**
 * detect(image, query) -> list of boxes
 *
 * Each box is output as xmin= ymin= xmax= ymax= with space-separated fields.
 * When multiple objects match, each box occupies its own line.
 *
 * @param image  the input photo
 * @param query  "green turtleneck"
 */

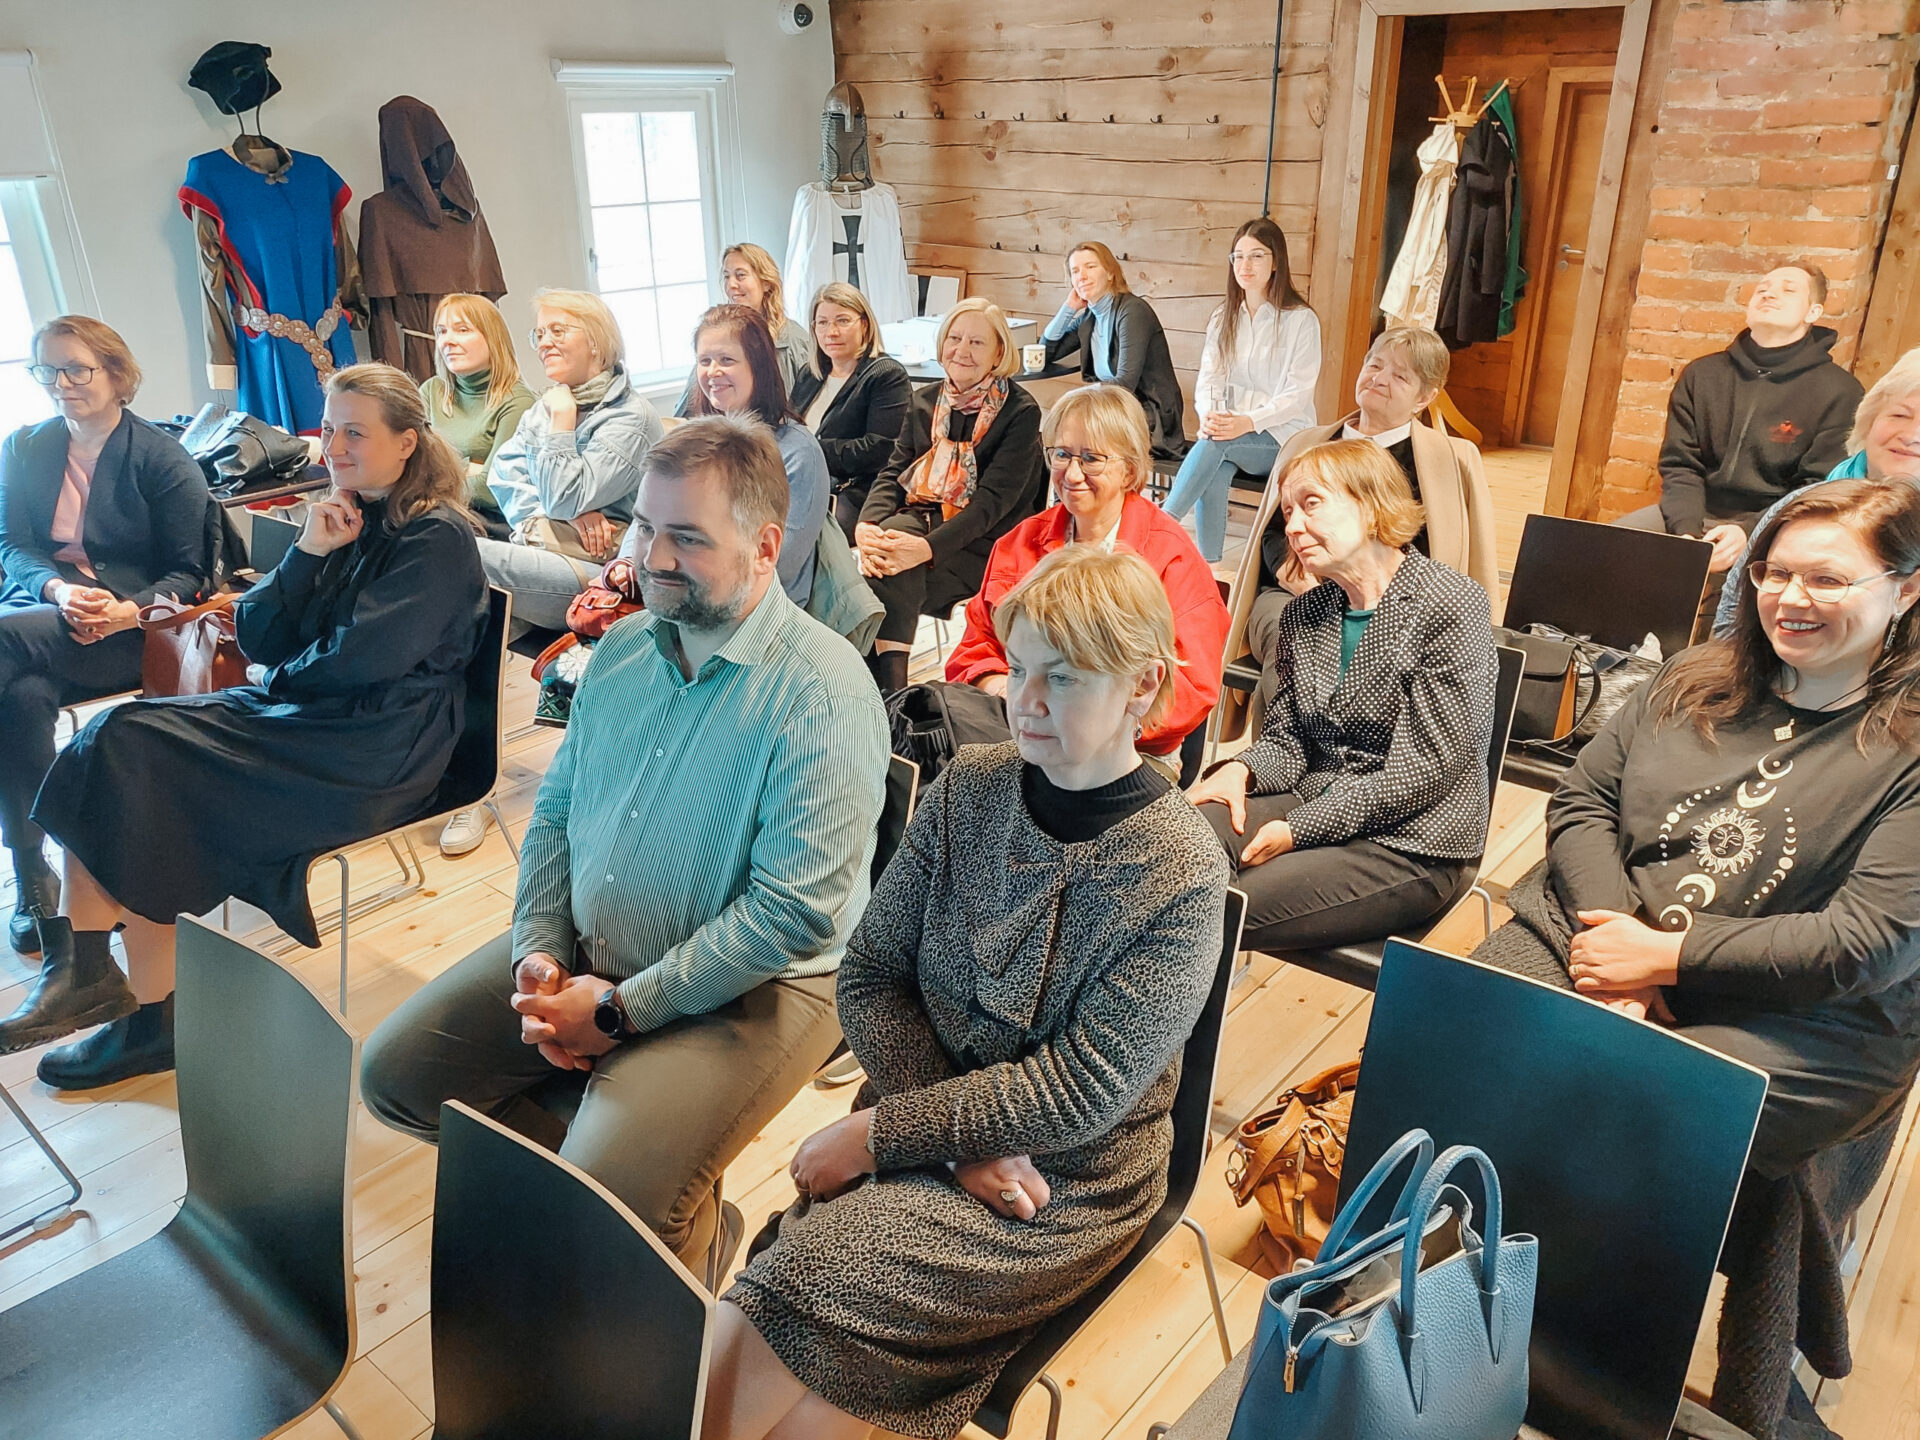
xmin=420 ymin=369 xmax=537 ymax=525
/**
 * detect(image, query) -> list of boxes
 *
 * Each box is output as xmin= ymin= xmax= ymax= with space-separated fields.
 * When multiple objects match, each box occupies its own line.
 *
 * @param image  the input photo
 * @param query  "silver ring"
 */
xmin=999 ymin=1187 xmax=1023 ymax=1203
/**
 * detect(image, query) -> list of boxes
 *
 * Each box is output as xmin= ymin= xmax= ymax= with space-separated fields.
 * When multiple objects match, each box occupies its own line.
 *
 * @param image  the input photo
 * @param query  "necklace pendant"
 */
xmin=1774 ymin=721 xmax=1795 ymax=741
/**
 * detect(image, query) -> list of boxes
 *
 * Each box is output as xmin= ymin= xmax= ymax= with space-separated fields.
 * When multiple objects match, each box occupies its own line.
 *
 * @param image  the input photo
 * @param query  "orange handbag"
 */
xmin=138 ymin=592 xmax=249 ymax=697
xmin=1225 ymin=1058 xmax=1363 ymax=1273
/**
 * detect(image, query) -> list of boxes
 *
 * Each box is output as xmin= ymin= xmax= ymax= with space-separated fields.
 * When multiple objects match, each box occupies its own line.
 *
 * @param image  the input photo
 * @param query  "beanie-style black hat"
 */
xmin=188 ymin=41 xmax=281 ymax=117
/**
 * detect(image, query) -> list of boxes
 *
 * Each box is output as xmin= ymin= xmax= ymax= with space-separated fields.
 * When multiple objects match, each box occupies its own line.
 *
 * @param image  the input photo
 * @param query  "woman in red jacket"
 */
xmin=948 ymin=384 xmax=1229 ymax=777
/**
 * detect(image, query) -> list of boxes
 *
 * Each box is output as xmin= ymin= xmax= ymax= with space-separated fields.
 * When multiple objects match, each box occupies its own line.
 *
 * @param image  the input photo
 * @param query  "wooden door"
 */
xmin=1510 ymin=70 xmax=1613 ymax=446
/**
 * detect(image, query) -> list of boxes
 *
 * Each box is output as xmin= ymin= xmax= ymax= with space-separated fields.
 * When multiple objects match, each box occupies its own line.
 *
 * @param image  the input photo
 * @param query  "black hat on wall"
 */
xmin=188 ymin=41 xmax=282 ymax=116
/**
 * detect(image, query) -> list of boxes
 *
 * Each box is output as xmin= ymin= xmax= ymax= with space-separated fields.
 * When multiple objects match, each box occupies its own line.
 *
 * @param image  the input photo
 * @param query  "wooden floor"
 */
xmin=5 ymin=451 xmax=1918 ymax=1439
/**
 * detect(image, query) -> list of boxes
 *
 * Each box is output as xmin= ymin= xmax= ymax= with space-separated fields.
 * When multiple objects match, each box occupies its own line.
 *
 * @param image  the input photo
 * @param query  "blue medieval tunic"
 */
xmin=180 ymin=142 xmax=360 ymax=435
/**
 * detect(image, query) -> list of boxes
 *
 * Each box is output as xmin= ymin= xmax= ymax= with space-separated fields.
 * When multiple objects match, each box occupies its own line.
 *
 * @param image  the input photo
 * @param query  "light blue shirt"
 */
xmin=512 ymin=583 xmax=889 ymax=1033
xmin=488 ymin=367 xmax=664 ymax=529
xmin=1042 ymin=293 xmax=1119 ymax=382
xmin=773 ymin=419 xmax=830 ymax=606
xmin=1712 ymin=451 xmax=1870 ymax=635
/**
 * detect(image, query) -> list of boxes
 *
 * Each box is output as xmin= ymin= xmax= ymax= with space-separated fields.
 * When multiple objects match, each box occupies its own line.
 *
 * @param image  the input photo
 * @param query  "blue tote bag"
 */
xmin=1226 ymin=1129 xmax=1538 ymax=1440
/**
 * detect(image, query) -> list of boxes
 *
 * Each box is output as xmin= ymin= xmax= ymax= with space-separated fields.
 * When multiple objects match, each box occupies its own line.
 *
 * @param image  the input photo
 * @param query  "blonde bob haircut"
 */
xmin=1281 ymin=439 xmax=1426 ymax=549
xmin=936 ymin=297 xmax=1020 ymax=379
xmin=1361 ymin=326 xmax=1450 ymax=397
xmin=1041 ymin=383 xmax=1153 ymax=496
xmin=431 ymin=293 xmax=525 ymax=416
xmin=34 ymin=315 xmax=141 ymax=405
xmin=1848 ymin=344 xmax=1920 ymax=458
xmin=808 ymin=281 xmax=884 ymax=377
xmin=992 ymin=546 xmax=1180 ymax=732
xmin=722 ymin=242 xmax=792 ymax=334
xmin=531 ymin=287 xmax=624 ymax=373
xmin=1064 ymin=240 xmax=1132 ymax=296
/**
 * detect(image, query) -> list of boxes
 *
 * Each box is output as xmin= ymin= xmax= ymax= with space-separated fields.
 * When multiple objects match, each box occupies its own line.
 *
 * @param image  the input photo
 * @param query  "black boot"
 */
xmin=867 ymin=648 xmax=909 ymax=697
xmin=9 ymin=848 xmax=59 ymax=957
xmin=0 ymin=916 xmax=137 ymax=1055
xmin=39 ymin=993 xmax=175 ymax=1091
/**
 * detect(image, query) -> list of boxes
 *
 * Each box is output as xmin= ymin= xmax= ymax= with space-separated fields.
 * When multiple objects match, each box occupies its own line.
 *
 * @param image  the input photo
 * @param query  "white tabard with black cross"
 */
xmin=783 ymin=181 xmax=915 ymax=325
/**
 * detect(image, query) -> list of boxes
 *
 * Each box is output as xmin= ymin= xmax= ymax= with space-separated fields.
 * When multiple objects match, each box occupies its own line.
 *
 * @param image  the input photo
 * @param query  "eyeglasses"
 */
xmin=1747 ymin=561 xmax=1900 ymax=603
xmin=27 ymin=363 xmax=98 ymax=386
xmin=528 ymin=323 xmax=578 ymax=346
xmin=1045 ymin=447 xmax=1113 ymax=476
xmin=816 ymin=315 xmax=862 ymax=331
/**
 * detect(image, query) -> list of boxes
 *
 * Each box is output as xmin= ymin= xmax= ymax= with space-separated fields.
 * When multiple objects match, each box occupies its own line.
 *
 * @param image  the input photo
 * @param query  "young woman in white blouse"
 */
xmin=1162 ymin=218 xmax=1322 ymax=562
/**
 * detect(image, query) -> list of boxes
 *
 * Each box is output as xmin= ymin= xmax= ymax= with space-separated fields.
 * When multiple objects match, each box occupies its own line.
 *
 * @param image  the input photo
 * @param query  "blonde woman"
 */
xmin=1040 ymin=241 xmax=1187 ymax=459
xmin=422 ymin=293 xmax=536 ymax=537
xmin=856 ymin=297 xmax=1048 ymax=693
xmin=3 ymin=364 xmax=487 ymax=1087
xmin=711 ymin=546 xmax=1228 ymax=1440
xmin=1188 ymin=439 xmax=1495 ymax=955
xmin=947 ymin=384 xmax=1227 ymax=769
xmin=788 ymin=282 xmax=913 ymax=538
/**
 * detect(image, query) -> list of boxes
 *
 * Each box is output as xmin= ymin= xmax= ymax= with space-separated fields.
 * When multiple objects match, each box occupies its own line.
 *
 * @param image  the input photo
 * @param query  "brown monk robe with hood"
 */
xmin=358 ymin=96 xmax=508 ymax=381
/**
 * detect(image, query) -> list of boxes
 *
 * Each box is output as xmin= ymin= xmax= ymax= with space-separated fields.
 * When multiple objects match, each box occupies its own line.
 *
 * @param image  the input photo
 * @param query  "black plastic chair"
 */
xmin=873 ymin=753 xmax=921 ymax=889
xmin=428 ymin=1100 xmax=714 ymax=1440
xmin=283 ymin=585 xmax=517 ymax=1011
xmin=1500 ymin=513 xmax=1715 ymax=792
xmin=1342 ymin=940 xmax=1769 ymax=1440
xmin=0 ymin=918 xmax=362 ymax=1440
xmin=1263 ymin=641 xmax=1524 ymax=991
xmin=971 ymin=888 xmax=1249 ymax=1440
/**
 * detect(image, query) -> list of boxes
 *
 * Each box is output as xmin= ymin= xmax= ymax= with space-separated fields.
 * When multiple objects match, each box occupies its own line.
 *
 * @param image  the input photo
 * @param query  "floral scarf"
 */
xmin=903 ymin=375 xmax=1009 ymax=518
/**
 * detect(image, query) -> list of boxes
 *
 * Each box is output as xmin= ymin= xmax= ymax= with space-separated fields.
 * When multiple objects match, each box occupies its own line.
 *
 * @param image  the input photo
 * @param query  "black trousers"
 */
xmin=0 ymin=602 xmax=144 ymax=856
xmin=865 ymin=506 xmax=941 ymax=645
xmin=1203 ymin=791 xmax=1474 ymax=952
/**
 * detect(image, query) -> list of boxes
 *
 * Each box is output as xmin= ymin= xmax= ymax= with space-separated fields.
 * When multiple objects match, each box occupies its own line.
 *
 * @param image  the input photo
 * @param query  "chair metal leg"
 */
xmin=1034 ymin=1372 xmax=1065 ymax=1440
xmin=485 ymin=797 xmax=520 ymax=862
xmin=1472 ymin=881 xmax=1494 ymax=937
xmin=705 ymin=1173 xmax=727 ymax=1293
xmin=325 ymin=1398 xmax=367 ymax=1440
xmin=0 ymin=1081 xmax=82 ymax=1242
xmin=335 ymin=852 xmax=350 ymax=1014
xmin=1146 ymin=1425 xmax=1171 ymax=1440
xmin=1180 ymin=1214 xmax=1233 ymax=1363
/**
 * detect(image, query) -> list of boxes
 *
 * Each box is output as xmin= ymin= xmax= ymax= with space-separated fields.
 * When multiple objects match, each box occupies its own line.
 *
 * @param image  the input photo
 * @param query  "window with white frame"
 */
xmin=0 ymin=192 xmax=52 ymax=436
xmin=557 ymin=64 xmax=744 ymax=389
xmin=0 ymin=51 xmax=87 ymax=437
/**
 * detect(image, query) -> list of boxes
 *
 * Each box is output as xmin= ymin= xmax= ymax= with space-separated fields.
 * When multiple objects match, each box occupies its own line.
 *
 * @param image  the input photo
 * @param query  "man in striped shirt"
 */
xmin=363 ymin=416 xmax=889 ymax=1273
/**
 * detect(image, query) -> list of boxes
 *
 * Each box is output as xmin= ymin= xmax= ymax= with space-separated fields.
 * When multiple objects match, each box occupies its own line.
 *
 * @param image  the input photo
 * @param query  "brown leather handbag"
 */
xmin=138 ymin=593 xmax=249 ymax=697
xmin=1226 ymin=1057 xmax=1363 ymax=1273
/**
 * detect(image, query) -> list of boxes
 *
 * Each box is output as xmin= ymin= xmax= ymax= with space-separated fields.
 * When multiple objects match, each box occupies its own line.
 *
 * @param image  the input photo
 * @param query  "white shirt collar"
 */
xmin=1342 ymin=419 xmax=1415 ymax=450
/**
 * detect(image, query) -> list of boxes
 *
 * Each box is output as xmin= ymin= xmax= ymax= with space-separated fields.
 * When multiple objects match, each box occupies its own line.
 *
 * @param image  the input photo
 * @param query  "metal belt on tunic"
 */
xmin=238 ymin=301 xmax=347 ymax=379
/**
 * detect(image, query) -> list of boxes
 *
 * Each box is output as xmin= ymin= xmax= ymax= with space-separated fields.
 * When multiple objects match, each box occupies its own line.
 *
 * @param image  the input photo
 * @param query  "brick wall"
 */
xmin=1596 ymin=0 xmax=1920 ymax=519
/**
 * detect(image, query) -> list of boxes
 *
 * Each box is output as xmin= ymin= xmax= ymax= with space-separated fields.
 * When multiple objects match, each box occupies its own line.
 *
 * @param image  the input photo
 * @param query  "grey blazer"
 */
xmin=1238 ymin=549 xmax=1497 ymax=860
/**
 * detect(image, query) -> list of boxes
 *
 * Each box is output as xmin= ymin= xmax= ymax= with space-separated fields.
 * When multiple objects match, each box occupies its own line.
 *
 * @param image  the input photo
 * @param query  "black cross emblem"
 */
xmin=832 ymin=212 xmax=865 ymax=289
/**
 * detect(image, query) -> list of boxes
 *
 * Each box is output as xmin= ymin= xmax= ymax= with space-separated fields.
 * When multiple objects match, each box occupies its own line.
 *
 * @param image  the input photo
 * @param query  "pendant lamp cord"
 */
xmin=1261 ymin=0 xmax=1288 ymax=217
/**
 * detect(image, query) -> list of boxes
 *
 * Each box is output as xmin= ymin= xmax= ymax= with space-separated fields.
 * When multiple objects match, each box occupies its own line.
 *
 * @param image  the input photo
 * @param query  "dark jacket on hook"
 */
xmin=1436 ymin=109 xmax=1516 ymax=349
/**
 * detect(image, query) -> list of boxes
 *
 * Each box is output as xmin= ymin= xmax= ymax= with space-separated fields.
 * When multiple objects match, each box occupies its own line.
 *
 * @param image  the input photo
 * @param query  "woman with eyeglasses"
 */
xmin=476 ymin=288 xmax=663 ymax=634
xmin=0 ymin=316 xmax=211 ymax=958
xmin=947 ymin=385 xmax=1228 ymax=777
xmin=1475 ymin=476 xmax=1920 ymax=1184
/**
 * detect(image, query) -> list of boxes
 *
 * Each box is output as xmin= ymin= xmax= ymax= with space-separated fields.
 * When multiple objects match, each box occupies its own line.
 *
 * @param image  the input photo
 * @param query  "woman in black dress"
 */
xmin=0 ymin=363 xmax=487 ymax=1088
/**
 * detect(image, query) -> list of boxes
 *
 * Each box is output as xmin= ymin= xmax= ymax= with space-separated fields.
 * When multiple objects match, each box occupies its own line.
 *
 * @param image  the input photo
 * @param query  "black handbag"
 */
xmin=178 ymin=403 xmax=313 ymax=497
xmin=1493 ymin=625 xmax=1580 ymax=743
xmin=885 ymin=681 xmax=1011 ymax=786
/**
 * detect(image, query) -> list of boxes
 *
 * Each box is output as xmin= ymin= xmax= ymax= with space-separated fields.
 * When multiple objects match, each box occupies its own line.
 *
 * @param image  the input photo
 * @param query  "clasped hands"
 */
xmin=509 ymin=953 xmax=616 ymax=1071
xmin=1197 ymin=411 xmax=1257 ymax=443
xmin=48 ymin=580 xmax=138 ymax=645
xmin=1568 ymin=908 xmax=1683 ymax=1024
xmin=1186 ymin=761 xmax=1295 ymax=866
xmin=853 ymin=522 xmax=934 ymax=579
xmin=789 ymin=1109 xmax=1053 ymax=1222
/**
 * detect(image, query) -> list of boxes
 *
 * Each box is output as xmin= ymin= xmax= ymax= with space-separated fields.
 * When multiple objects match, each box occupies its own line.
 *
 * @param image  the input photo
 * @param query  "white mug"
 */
xmin=1021 ymin=343 xmax=1047 ymax=374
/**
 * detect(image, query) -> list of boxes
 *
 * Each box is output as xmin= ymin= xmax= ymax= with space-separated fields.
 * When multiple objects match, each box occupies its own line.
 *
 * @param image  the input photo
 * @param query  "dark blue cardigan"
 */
xmin=0 ymin=410 xmax=211 ymax=609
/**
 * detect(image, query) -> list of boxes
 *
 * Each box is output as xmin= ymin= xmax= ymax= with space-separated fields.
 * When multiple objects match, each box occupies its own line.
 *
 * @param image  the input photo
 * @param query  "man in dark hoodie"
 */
xmin=1618 ymin=263 xmax=1863 ymax=577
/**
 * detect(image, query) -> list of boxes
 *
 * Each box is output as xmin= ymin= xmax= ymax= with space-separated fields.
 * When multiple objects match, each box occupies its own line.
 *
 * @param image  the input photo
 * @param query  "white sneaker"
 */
xmin=439 ymin=806 xmax=490 ymax=857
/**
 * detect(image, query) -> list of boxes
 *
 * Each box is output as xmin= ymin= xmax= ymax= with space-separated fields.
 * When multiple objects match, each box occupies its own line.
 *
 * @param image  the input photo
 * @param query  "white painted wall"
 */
xmin=0 ymin=0 xmax=833 ymax=414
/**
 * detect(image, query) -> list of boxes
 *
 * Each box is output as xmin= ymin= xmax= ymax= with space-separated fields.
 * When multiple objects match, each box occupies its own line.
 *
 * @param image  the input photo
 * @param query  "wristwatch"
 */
xmin=593 ymin=985 xmax=633 ymax=1040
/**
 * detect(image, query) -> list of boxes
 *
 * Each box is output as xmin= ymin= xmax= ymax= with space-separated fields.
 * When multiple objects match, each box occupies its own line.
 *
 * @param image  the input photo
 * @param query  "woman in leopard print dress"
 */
xmin=707 ymin=547 xmax=1229 ymax=1440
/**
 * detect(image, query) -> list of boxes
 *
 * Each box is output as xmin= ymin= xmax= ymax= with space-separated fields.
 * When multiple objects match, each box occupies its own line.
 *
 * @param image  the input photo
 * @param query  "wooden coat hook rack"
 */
xmin=1431 ymin=74 xmax=1521 ymax=129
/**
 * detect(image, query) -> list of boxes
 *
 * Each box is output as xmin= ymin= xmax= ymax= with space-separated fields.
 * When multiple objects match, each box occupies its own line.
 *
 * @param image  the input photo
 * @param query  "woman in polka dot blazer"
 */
xmin=1188 ymin=439 xmax=1496 ymax=953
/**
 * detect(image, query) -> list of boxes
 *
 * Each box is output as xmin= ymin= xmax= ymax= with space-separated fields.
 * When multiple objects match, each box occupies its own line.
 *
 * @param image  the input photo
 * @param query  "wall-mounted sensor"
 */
xmin=779 ymin=1 xmax=815 ymax=33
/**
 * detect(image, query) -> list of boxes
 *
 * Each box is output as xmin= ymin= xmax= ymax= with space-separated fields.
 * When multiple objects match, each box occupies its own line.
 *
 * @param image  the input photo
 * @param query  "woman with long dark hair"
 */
xmin=0 ymin=363 xmax=487 ymax=1089
xmin=640 ymin=303 xmax=829 ymax=605
xmin=1161 ymin=218 xmax=1321 ymax=563
xmin=1475 ymin=477 xmax=1920 ymax=1182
